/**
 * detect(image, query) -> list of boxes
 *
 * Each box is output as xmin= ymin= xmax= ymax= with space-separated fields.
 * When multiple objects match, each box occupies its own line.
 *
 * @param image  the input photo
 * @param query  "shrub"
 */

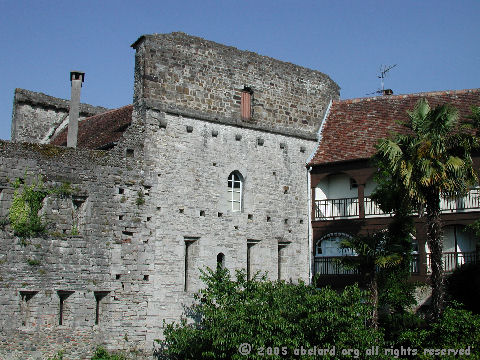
xmin=9 ymin=176 xmax=47 ymax=237
xmin=91 ymin=347 xmax=127 ymax=360
xmin=161 ymin=268 xmax=387 ymax=359
xmin=396 ymin=305 xmax=480 ymax=359
xmin=446 ymin=263 xmax=480 ymax=314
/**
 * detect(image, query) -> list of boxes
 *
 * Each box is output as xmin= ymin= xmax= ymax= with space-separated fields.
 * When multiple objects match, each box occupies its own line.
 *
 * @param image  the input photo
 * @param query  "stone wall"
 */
xmin=132 ymin=32 xmax=340 ymax=138
xmin=139 ymin=107 xmax=316 ymax=347
xmin=11 ymin=89 xmax=109 ymax=144
xmin=0 ymin=125 xmax=155 ymax=359
xmin=0 ymin=32 xmax=340 ymax=358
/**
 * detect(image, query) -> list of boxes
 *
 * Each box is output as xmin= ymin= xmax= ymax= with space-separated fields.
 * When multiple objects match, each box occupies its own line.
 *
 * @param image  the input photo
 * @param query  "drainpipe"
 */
xmin=67 ymin=71 xmax=85 ymax=148
xmin=307 ymin=165 xmax=313 ymax=285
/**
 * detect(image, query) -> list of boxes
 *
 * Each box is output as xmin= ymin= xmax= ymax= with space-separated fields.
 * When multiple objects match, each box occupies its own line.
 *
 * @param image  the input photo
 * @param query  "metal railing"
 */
xmin=426 ymin=251 xmax=478 ymax=273
xmin=314 ymin=253 xmax=478 ymax=276
xmin=314 ymin=257 xmax=358 ymax=275
xmin=410 ymin=254 xmax=419 ymax=274
xmin=314 ymin=198 xmax=359 ymax=220
xmin=314 ymin=189 xmax=480 ymax=220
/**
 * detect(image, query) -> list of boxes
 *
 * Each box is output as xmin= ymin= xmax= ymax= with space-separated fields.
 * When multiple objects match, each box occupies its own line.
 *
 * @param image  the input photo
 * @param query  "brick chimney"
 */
xmin=67 ymin=71 xmax=85 ymax=148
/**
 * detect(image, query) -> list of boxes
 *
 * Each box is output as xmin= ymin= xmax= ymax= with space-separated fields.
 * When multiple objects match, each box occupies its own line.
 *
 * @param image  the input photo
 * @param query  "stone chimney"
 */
xmin=67 ymin=71 xmax=85 ymax=148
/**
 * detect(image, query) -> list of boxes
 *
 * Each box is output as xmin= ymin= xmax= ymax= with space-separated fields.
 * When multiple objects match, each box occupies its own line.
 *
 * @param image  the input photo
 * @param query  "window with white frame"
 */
xmin=228 ymin=171 xmax=243 ymax=212
xmin=315 ymin=233 xmax=355 ymax=257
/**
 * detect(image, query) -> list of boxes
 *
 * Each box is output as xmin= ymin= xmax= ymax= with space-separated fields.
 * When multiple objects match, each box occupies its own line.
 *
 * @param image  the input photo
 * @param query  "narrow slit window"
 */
xmin=57 ymin=291 xmax=73 ymax=326
xmin=278 ymin=244 xmax=288 ymax=280
xmin=246 ymin=240 xmax=259 ymax=280
xmin=216 ymin=253 xmax=225 ymax=271
xmin=20 ymin=291 xmax=37 ymax=326
xmin=184 ymin=238 xmax=199 ymax=292
xmin=241 ymin=87 xmax=253 ymax=121
xmin=227 ymin=171 xmax=243 ymax=212
xmin=184 ymin=241 xmax=191 ymax=292
xmin=94 ymin=291 xmax=109 ymax=325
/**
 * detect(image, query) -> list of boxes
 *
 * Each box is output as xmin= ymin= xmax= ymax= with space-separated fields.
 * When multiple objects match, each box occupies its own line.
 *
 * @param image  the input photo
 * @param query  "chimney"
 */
xmin=67 ymin=71 xmax=85 ymax=148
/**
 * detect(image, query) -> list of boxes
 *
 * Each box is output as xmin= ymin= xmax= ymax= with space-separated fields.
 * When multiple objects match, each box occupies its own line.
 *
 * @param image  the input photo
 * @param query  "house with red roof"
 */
xmin=308 ymin=89 xmax=480 ymax=287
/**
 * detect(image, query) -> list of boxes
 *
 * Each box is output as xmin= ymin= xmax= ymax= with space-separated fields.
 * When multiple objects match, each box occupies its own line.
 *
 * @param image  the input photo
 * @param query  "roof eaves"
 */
xmin=306 ymin=99 xmax=333 ymax=167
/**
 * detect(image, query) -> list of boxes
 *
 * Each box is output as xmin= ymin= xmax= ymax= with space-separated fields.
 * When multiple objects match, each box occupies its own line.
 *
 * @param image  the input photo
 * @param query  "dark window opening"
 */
xmin=216 ymin=253 xmax=225 ymax=271
xmin=350 ymin=178 xmax=358 ymax=189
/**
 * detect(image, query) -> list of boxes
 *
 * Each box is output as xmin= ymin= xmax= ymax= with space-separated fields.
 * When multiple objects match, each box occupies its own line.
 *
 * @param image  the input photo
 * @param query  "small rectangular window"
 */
xmin=278 ymin=243 xmax=288 ymax=280
xmin=94 ymin=291 xmax=109 ymax=325
xmin=57 ymin=290 xmax=74 ymax=325
xmin=184 ymin=237 xmax=199 ymax=291
xmin=20 ymin=291 xmax=37 ymax=326
xmin=246 ymin=240 xmax=260 ymax=280
xmin=241 ymin=87 xmax=253 ymax=121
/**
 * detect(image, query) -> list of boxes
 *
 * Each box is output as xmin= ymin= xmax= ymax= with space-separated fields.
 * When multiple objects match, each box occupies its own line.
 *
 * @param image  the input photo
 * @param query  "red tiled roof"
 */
xmin=50 ymin=105 xmax=133 ymax=149
xmin=309 ymin=89 xmax=480 ymax=166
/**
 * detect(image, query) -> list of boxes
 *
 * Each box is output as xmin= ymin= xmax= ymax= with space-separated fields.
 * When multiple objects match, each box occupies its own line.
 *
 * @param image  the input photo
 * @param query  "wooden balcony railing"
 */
xmin=314 ymin=252 xmax=477 ymax=276
xmin=426 ymin=251 xmax=478 ymax=273
xmin=440 ymin=189 xmax=480 ymax=212
xmin=314 ymin=198 xmax=359 ymax=220
xmin=314 ymin=189 xmax=480 ymax=220
xmin=314 ymin=256 xmax=358 ymax=275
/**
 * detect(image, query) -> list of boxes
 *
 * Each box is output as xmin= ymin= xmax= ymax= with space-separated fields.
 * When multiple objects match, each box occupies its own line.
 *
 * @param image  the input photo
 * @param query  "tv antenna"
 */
xmin=367 ymin=64 xmax=397 ymax=95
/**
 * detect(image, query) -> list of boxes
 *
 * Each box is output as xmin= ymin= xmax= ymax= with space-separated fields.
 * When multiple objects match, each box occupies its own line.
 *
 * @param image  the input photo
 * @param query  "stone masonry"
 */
xmin=0 ymin=32 xmax=340 ymax=359
xmin=11 ymin=89 xmax=109 ymax=144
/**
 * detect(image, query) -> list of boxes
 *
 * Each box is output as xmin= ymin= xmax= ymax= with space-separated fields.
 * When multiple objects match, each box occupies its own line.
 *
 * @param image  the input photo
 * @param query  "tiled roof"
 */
xmin=309 ymin=89 xmax=480 ymax=166
xmin=50 ymin=105 xmax=133 ymax=149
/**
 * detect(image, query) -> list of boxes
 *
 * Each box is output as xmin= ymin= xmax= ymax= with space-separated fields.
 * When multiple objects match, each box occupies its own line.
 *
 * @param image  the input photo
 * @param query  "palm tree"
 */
xmin=339 ymin=231 xmax=402 ymax=329
xmin=374 ymin=99 xmax=478 ymax=320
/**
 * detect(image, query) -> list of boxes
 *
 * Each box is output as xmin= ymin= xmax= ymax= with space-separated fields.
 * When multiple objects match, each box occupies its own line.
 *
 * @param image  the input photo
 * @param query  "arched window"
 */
xmin=228 ymin=171 xmax=243 ymax=212
xmin=216 ymin=253 xmax=225 ymax=270
xmin=315 ymin=233 xmax=355 ymax=257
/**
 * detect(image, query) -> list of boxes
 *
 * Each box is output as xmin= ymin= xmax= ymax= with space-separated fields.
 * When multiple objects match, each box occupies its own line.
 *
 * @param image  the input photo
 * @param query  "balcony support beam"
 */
xmin=358 ymin=183 xmax=365 ymax=218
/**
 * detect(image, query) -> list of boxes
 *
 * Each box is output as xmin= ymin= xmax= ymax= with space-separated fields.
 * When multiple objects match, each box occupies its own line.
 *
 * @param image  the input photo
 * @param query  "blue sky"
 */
xmin=0 ymin=0 xmax=478 ymax=140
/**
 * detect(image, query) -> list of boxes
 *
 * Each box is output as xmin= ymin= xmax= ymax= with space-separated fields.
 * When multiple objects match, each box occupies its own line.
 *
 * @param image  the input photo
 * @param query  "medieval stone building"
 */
xmin=1 ymin=32 xmax=478 ymax=359
xmin=0 ymin=32 xmax=339 ymax=359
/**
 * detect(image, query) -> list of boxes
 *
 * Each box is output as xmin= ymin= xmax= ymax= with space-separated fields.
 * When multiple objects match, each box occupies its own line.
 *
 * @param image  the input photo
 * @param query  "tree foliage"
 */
xmin=374 ymin=99 xmax=478 ymax=320
xmin=161 ymin=268 xmax=480 ymax=359
xmin=161 ymin=268 xmax=386 ymax=359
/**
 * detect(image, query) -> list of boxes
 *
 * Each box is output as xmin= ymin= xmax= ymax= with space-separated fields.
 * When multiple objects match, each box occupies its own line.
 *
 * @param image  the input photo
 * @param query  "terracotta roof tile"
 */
xmin=50 ymin=105 xmax=133 ymax=149
xmin=309 ymin=89 xmax=480 ymax=166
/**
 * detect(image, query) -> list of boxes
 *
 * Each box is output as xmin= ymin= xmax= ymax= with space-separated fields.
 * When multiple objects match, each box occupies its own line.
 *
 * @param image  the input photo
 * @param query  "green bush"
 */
xmin=9 ymin=176 xmax=47 ymax=237
xmin=91 ymin=347 xmax=127 ymax=360
xmin=47 ymin=351 xmax=64 ymax=360
xmin=446 ymin=263 xmax=480 ymax=314
xmin=161 ymin=268 xmax=387 ymax=359
xmin=397 ymin=305 xmax=480 ymax=359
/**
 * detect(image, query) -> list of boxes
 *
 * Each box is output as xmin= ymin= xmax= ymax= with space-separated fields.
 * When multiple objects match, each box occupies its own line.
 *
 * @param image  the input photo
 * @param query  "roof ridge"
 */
xmin=334 ymin=88 xmax=480 ymax=105
xmin=81 ymin=104 xmax=133 ymax=121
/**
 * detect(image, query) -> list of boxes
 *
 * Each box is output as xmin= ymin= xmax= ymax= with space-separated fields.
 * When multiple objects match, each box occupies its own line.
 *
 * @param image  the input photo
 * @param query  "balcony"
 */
xmin=314 ymin=189 xmax=480 ymax=221
xmin=314 ymin=252 xmax=477 ymax=277
xmin=426 ymin=251 xmax=478 ymax=273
